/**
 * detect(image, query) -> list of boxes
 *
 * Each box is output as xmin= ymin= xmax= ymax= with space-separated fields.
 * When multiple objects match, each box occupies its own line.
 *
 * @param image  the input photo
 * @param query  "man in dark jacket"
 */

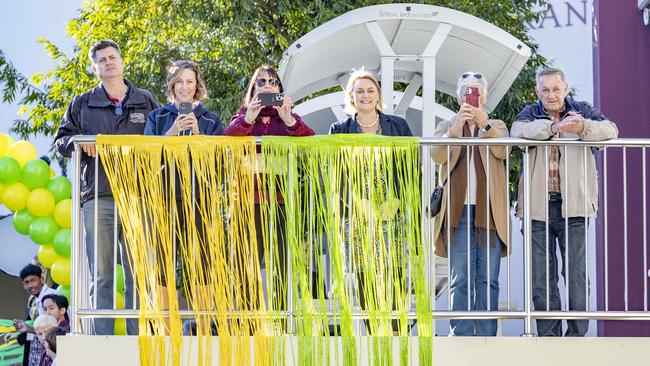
xmin=53 ymin=40 xmax=159 ymax=335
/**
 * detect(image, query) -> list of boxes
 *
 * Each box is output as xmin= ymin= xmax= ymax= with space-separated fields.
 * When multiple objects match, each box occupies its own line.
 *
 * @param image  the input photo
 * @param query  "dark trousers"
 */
xmin=530 ymin=199 xmax=589 ymax=336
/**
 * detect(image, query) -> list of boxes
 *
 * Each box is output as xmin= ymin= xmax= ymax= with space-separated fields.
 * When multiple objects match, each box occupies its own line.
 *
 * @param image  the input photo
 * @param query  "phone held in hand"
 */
xmin=178 ymin=102 xmax=193 ymax=115
xmin=177 ymin=102 xmax=193 ymax=135
xmin=464 ymin=86 xmax=479 ymax=108
xmin=258 ymin=92 xmax=284 ymax=107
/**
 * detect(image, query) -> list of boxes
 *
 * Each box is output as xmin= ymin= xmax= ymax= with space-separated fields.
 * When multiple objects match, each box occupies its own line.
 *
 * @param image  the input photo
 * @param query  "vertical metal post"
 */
xmin=641 ymin=146 xmax=648 ymax=311
xmin=604 ymin=148 xmax=609 ymax=311
xmin=71 ymin=144 xmax=83 ymax=334
xmin=523 ymin=146 xmax=534 ymax=336
xmin=564 ymin=145 xmax=570 ymax=311
xmin=623 ymin=146 xmax=629 ymax=311
xmin=506 ymin=149 xmax=511 ymax=310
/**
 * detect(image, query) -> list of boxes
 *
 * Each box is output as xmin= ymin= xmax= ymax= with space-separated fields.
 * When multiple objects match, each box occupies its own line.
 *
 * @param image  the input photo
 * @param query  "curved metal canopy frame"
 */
xmin=278 ymin=3 xmax=531 ymax=136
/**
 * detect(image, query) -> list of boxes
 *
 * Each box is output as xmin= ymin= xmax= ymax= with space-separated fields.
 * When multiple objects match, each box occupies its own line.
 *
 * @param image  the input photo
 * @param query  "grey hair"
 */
xmin=536 ymin=67 xmax=566 ymax=84
xmin=34 ymin=314 xmax=58 ymax=330
xmin=456 ymin=71 xmax=488 ymax=100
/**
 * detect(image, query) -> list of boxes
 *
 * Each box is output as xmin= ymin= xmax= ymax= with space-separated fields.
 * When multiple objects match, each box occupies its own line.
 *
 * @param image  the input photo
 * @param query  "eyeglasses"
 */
xmin=255 ymin=78 xmax=280 ymax=88
xmin=114 ymin=101 xmax=123 ymax=116
xmin=462 ymin=72 xmax=483 ymax=80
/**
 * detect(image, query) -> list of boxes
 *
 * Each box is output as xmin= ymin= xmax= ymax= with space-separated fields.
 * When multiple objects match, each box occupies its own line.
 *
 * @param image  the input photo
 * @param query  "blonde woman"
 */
xmin=431 ymin=71 xmax=510 ymax=336
xmin=329 ymin=69 xmax=412 ymax=335
xmin=329 ymin=69 xmax=412 ymax=136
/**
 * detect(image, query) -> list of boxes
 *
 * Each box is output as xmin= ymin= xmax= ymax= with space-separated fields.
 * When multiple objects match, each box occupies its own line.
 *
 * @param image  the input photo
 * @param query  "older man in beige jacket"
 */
xmin=511 ymin=67 xmax=618 ymax=337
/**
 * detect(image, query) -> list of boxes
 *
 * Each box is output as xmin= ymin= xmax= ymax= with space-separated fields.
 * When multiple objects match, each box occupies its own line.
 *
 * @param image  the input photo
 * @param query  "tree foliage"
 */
xmin=0 ymin=0 xmax=547 ymax=158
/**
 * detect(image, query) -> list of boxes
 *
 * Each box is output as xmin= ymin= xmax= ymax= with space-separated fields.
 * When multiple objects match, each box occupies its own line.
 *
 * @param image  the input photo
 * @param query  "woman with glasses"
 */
xmin=145 ymin=60 xmax=223 ymax=136
xmin=225 ymin=65 xmax=314 ymax=325
xmin=224 ymin=65 xmax=313 ymax=137
xmin=431 ymin=71 xmax=510 ymax=336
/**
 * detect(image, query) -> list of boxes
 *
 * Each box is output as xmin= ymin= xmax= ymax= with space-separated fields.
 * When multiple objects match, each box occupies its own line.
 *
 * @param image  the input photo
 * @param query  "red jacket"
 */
xmin=225 ymin=106 xmax=314 ymax=203
xmin=224 ymin=106 xmax=314 ymax=137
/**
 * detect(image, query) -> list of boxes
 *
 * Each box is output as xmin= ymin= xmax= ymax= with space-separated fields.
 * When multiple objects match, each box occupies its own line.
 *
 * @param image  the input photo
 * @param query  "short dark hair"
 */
xmin=20 ymin=264 xmax=42 ymax=280
xmin=45 ymin=326 xmax=67 ymax=354
xmin=42 ymin=294 xmax=69 ymax=311
xmin=89 ymin=40 xmax=121 ymax=62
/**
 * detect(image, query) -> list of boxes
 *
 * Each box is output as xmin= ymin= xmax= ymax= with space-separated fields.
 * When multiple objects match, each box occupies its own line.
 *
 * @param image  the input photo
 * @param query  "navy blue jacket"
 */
xmin=515 ymin=97 xmax=607 ymax=123
xmin=54 ymin=79 xmax=160 ymax=204
xmin=144 ymin=102 xmax=223 ymax=136
xmin=329 ymin=112 xmax=413 ymax=136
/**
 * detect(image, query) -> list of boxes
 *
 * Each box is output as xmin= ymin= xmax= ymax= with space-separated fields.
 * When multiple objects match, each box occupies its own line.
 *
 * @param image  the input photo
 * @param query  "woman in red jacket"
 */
xmin=225 ymin=65 xmax=314 ymax=320
xmin=224 ymin=65 xmax=313 ymax=137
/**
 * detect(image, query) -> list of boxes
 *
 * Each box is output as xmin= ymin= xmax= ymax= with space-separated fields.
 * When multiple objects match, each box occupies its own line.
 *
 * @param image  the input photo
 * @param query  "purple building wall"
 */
xmin=594 ymin=0 xmax=650 ymax=336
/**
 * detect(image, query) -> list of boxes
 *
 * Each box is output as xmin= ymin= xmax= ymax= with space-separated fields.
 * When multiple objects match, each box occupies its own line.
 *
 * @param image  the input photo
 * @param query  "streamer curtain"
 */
xmin=96 ymin=134 xmax=430 ymax=366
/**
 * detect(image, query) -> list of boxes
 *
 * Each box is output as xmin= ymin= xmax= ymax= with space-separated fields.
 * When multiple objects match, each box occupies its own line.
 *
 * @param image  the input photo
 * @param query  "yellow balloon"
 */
xmin=3 ymin=134 xmax=15 ymax=145
xmin=51 ymin=258 xmax=71 ymax=286
xmin=26 ymin=188 xmax=55 ymax=217
xmin=7 ymin=141 xmax=37 ymax=167
xmin=52 ymin=199 xmax=72 ymax=228
xmin=0 ymin=134 xmax=9 ymax=158
xmin=2 ymin=182 xmax=30 ymax=211
xmin=49 ymin=167 xmax=56 ymax=177
xmin=114 ymin=318 xmax=127 ymax=335
xmin=38 ymin=244 xmax=59 ymax=268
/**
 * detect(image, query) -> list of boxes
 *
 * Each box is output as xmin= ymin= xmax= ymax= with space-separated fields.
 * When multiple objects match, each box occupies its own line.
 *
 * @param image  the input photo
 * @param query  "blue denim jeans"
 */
xmin=530 ymin=199 xmax=589 ymax=336
xmin=82 ymin=197 xmax=137 ymax=335
xmin=448 ymin=205 xmax=502 ymax=336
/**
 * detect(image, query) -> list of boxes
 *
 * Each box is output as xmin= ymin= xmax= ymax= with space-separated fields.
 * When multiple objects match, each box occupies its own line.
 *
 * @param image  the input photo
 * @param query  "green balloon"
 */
xmin=115 ymin=264 xmax=125 ymax=294
xmin=52 ymin=228 xmax=71 ymax=258
xmin=13 ymin=208 xmax=35 ymax=235
xmin=46 ymin=176 xmax=72 ymax=203
xmin=57 ymin=285 xmax=71 ymax=301
xmin=29 ymin=216 xmax=60 ymax=245
xmin=21 ymin=159 xmax=50 ymax=190
xmin=0 ymin=156 xmax=22 ymax=184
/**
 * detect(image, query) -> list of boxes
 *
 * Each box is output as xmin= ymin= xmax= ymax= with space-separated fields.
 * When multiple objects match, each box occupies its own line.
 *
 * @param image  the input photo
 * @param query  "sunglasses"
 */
xmin=114 ymin=101 xmax=123 ymax=116
xmin=462 ymin=72 xmax=483 ymax=79
xmin=255 ymin=78 xmax=280 ymax=88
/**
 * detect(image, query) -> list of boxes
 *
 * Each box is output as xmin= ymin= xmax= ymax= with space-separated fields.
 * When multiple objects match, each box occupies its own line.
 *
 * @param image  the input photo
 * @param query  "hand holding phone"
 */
xmin=464 ymin=86 xmax=479 ymax=108
xmin=258 ymin=92 xmax=284 ymax=107
xmin=178 ymin=102 xmax=193 ymax=115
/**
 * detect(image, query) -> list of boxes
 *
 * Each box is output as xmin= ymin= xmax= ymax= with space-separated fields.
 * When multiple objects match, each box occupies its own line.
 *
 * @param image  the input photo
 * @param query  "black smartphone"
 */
xmin=258 ymin=92 xmax=284 ymax=107
xmin=178 ymin=102 xmax=193 ymax=115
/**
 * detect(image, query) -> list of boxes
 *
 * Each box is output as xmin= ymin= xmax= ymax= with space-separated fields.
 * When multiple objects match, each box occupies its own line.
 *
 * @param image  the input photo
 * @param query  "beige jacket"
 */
xmin=430 ymin=117 xmax=511 ymax=258
xmin=510 ymin=118 xmax=618 ymax=221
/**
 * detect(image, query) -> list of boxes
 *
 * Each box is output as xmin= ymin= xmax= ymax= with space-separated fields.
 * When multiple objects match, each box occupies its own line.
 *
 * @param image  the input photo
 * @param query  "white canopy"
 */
xmin=278 ymin=3 xmax=531 ymax=136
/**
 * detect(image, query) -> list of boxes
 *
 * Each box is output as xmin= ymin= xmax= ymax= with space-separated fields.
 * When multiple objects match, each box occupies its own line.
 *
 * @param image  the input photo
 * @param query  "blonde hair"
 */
xmin=165 ymin=60 xmax=207 ymax=102
xmin=344 ymin=69 xmax=386 ymax=115
xmin=34 ymin=314 xmax=58 ymax=330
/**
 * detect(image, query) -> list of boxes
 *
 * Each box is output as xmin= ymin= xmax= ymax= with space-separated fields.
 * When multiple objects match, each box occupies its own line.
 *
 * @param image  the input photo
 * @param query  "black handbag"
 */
xmin=428 ymin=184 xmax=445 ymax=217
xmin=428 ymin=148 xmax=466 ymax=218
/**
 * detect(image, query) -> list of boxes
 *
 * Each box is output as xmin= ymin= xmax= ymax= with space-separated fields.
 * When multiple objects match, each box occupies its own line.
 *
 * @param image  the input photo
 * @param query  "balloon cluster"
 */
xmin=0 ymin=135 xmax=72 ymax=300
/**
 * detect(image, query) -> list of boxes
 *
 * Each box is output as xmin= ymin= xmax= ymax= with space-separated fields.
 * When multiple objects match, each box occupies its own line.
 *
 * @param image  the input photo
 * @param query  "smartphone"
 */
xmin=178 ymin=102 xmax=193 ymax=115
xmin=258 ymin=92 xmax=284 ymax=107
xmin=464 ymin=87 xmax=479 ymax=108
